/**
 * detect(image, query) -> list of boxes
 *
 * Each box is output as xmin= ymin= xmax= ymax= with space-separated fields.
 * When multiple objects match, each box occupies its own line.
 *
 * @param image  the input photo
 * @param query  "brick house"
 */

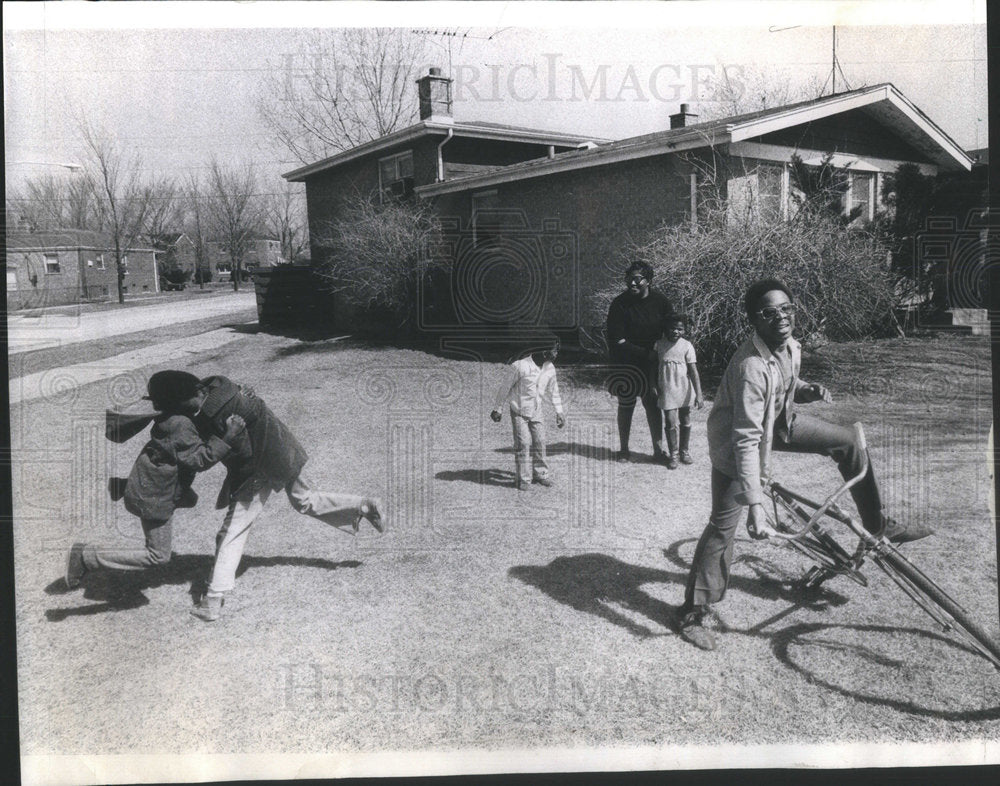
xmin=207 ymin=235 xmax=285 ymax=281
xmin=286 ymin=73 xmax=971 ymax=333
xmin=6 ymin=229 xmax=159 ymax=309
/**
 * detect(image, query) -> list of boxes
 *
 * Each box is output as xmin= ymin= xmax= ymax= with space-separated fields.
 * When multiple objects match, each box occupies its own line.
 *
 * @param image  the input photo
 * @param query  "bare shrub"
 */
xmin=313 ymin=197 xmax=445 ymax=329
xmin=594 ymin=196 xmax=896 ymax=369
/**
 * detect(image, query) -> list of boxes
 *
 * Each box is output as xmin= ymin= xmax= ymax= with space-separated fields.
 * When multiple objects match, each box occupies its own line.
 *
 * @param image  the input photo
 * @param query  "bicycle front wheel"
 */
xmin=875 ymin=548 xmax=1000 ymax=670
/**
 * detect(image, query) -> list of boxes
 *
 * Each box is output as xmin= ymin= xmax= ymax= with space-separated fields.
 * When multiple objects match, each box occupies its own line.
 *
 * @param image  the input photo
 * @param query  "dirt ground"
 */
xmin=12 ymin=330 xmax=1000 ymax=767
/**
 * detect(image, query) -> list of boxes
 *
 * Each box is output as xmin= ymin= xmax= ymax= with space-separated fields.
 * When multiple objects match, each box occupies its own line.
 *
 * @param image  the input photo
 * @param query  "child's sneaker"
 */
xmin=357 ymin=498 xmax=386 ymax=533
xmin=532 ymin=476 xmax=553 ymax=487
xmin=666 ymin=454 xmax=679 ymax=470
xmin=679 ymin=450 xmax=693 ymax=465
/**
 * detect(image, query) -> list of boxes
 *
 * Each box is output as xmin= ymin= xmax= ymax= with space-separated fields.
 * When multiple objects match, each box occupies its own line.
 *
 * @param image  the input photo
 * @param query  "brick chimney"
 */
xmin=670 ymin=103 xmax=699 ymax=129
xmin=417 ymin=67 xmax=453 ymax=124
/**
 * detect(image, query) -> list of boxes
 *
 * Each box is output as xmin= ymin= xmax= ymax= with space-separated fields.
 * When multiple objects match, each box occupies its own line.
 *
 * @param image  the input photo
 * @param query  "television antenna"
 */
xmin=409 ymin=27 xmax=511 ymax=75
xmin=768 ymin=25 xmax=851 ymax=95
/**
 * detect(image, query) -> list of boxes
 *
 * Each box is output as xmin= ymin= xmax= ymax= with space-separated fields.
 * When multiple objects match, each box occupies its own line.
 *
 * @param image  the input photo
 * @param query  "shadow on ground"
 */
xmin=435 ymin=468 xmax=516 ymax=488
xmin=44 ymin=553 xmax=362 ymax=621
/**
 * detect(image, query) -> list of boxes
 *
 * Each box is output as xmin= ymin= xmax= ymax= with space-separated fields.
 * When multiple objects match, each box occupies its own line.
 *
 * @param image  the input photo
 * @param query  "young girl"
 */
xmin=491 ymin=334 xmax=566 ymax=489
xmin=651 ymin=314 xmax=703 ymax=469
xmin=65 ymin=370 xmax=245 ymax=589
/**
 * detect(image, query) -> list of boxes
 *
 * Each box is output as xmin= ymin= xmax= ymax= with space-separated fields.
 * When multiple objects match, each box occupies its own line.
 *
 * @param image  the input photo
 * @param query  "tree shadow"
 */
xmin=44 ymin=553 xmax=362 ymax=621
xmin=435 ymin=468 xmax=516 ymax=488
xmin=771 ymin=621 xmax=1000 ymax=721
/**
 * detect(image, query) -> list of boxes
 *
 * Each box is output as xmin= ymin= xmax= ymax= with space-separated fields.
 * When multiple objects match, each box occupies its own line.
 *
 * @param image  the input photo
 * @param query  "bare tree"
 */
xmin=204 ymin=159 xmax=263 ymax=291
xmin=263 ymin=183 xmax=308 ymax=263
xmin=142 ymin=177 xmax=183 ymax=241
xmin=258 ymin=28 xmax=429 ymax=165
xmin=80 ymin=121 xmax=156 ymax=303
xmin=698 ymin=66 xmax=828 ymax=121
xmin=183 ymin=173 xmax=212 ymax=289
xmin=6 ymin=172 xmax=97 ymax=231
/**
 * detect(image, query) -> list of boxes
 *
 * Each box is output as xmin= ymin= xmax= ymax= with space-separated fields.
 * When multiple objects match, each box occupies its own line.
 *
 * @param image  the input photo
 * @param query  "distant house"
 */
xmin=6 ymin=229 xmax=159 ymax=310
xmin=286 ymin=73 xmax=972 ymax=333
xmin=206 ymin=235 xmax=285 ymax=281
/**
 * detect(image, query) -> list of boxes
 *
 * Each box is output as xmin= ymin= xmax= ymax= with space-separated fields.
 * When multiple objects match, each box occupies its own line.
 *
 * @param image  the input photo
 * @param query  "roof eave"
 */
xmin=416 ymin=131 xmax=727 ymax=197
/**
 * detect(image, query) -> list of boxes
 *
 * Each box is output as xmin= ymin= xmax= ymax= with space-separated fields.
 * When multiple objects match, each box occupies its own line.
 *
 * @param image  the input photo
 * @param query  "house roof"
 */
xmin=282 ymin=120 xmax=609 ymax=182
xmin=6 ymin=229 xmax=157 ymax=252
xmin=415 ymin=83 xmax=973 ymax=197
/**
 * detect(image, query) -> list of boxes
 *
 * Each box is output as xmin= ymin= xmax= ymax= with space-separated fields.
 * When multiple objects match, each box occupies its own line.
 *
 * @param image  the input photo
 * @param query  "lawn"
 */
xmin=13 ymin=329 xmax=1000 ymax=776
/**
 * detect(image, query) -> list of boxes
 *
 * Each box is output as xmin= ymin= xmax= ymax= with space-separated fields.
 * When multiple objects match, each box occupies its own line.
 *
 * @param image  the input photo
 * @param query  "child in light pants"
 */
xmin=491 ymin=335 xmax=566 ymax=489
xmin=177 ymin=375 xmax=386 ymax=621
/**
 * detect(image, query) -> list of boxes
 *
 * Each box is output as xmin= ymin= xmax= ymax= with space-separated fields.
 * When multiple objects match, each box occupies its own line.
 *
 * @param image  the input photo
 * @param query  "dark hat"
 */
xmin=145 ymin=370 xmax=201 ymax=410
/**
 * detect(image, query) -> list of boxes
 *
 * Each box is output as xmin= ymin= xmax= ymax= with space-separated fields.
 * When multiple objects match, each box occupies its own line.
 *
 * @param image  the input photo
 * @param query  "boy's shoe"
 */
xmin=190 ymin=594 xmax=224 ymax=622
xmin=880 ymin=515 xmax=933 ymax=545
xmin=614 ymin=450 xmax=631 ymax=463
xmin=357 ymin=498 xmax=386 ymax=533
xmin=514 ymin=479 xmax=530 ymax=491
xmin=108 ymin=477 xmax=128 ymax=502
xmin=679 ymin=450 xmax=693 ymax=465
xmin=678 ymin=606 xmax=717 ymax=651
xmin=666 ymin=454 xmax=679 ymax=470
xmin=65 ymin=543 xmax=87 ymax=590
xmin=532 ymin=476 xmax=553 ymax=487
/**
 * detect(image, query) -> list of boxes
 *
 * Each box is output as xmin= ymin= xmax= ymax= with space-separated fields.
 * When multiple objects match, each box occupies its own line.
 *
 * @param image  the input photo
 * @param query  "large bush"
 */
xmin=595 ymin=200 xmax=897 ymax=369
xmin=313 ymin=197 xmax=445 ymax=329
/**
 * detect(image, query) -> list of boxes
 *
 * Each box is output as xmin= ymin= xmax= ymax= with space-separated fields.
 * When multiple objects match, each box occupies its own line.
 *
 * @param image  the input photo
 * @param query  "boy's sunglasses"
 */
xmin=756 ymin=303 xmax=797 ymax=321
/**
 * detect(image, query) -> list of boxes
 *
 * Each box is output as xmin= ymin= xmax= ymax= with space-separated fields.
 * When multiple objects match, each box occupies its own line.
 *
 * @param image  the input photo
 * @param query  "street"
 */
xmin=7 ymin=291 xmax=258 ymax=353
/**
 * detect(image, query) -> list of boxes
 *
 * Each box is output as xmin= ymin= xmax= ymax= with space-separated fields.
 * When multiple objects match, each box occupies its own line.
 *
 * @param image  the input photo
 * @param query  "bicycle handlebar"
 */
xmin=764 ymin=422 xmax=869 ymax=542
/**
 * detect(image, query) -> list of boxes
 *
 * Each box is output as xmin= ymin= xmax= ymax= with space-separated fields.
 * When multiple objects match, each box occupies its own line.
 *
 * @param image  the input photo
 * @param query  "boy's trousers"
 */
xmin=510 ymin=408 xmax=549 ymax=485
xmin=206 ymin=472 xmax=364 ymax=595
xmin=81 ymin=518 xmax=172 ymax=571
xmin=685 ymin=414 xmax=883 ymax=607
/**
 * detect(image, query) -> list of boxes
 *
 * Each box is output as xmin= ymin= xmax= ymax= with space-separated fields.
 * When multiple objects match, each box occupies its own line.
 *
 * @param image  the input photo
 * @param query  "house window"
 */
xmin=379 ymin=150 xmax=415 ymax=202
xmin=122 ymin=255 xmax=129 ymax=275
xmin=44 ymin=253 xmax=61 ymax=274
xmin=96 ymin=254 xmax=106 ymax=270
xmin=471 ymin=190 xmax=500 ymax=246
xmin=848 ymin=172 xmax=875 ymax=222
xmin=757 ymin=163 xmax=785 ymax=220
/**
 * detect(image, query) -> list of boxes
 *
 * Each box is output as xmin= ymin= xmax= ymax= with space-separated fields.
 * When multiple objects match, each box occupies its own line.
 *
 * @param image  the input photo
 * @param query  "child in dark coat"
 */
xmin=183 ymin=375 xmax=386 ymax=621
xmin=65 ymin=371 xmax=245 ymax=589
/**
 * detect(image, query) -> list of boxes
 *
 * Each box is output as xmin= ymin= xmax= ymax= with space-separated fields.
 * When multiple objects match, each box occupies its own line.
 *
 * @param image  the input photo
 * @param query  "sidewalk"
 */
xmin=8 ymin=292 xmax=258 ymax=353
xmin=9 ymin=325 xmax=250 ymax=405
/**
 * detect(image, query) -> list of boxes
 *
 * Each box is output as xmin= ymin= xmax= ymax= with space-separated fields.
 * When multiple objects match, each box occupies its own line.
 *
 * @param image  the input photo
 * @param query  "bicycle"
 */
xmin=761 ymin=423 xmax=1000 ymax=670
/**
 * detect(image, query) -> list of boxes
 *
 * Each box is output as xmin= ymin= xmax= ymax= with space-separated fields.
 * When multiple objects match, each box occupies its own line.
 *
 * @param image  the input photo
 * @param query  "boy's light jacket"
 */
xmin=707 ymin=333 xmax=808 ymax=505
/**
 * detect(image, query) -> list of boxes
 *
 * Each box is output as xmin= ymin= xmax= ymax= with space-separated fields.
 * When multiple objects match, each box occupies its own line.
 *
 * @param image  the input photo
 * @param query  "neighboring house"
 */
xmin=6 ymin=229 xmax=159 ymax=310
xmin=206 ymin=235 xmax=285 ymax=280
xmin=286 ymin=72 xmax=971 ymax=333
xmin=150 ymin=232 xmax=199 ymax=272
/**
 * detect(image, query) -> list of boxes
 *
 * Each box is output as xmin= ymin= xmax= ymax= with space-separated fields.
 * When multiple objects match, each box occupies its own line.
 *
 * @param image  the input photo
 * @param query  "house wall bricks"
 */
xmin=430 ymin=152 xmax=695 ymax=329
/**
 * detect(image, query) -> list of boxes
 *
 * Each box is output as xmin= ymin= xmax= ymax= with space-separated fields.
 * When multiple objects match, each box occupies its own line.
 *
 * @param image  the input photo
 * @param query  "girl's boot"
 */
xmin=679 ymin=425 xmax=693 ymax=464
xmin=665 ymin=427 xmax=679 ymax=469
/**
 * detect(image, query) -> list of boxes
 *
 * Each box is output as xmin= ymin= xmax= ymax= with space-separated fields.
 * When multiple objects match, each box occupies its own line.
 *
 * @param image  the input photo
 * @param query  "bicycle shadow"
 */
xmin=44 ymin=553 xmax=363 ymax=621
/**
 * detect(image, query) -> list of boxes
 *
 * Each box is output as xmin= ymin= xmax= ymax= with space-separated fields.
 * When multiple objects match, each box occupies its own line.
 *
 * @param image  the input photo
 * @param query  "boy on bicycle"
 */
xmin=677 ymin=279 xmax=933 ymax=651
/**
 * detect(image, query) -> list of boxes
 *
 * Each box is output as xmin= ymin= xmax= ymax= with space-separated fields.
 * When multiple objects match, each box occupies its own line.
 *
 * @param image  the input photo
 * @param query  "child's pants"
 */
xmin=206 ymin=472 xmax=365 ymax=595
xmin=81 ymin=518 xmax=172 ymax=571
xmin=511 ymin=408 xmax=549 ymax=485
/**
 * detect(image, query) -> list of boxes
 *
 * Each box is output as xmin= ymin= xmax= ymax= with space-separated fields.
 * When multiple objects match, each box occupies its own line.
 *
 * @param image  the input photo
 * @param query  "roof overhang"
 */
xmin=416 ymin=128 xmax=728 ymax=197
xmin=729 ymin=84 xmax=971 ymax=172
xmin=283 ymin=121 xmax=606 ymax=182
xmin=415 ymin=83 xmax=971 ymax=198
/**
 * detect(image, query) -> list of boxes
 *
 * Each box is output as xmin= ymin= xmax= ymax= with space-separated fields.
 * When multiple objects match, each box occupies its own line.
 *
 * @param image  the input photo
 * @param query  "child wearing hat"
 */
xmin=65 ymin=370 xmax=246 ymax=589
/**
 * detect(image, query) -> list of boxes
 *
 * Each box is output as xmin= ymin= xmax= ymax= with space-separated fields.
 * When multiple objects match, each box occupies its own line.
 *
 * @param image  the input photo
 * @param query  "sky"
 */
xmin=3 ymin=1 xmax=988 ymax=195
